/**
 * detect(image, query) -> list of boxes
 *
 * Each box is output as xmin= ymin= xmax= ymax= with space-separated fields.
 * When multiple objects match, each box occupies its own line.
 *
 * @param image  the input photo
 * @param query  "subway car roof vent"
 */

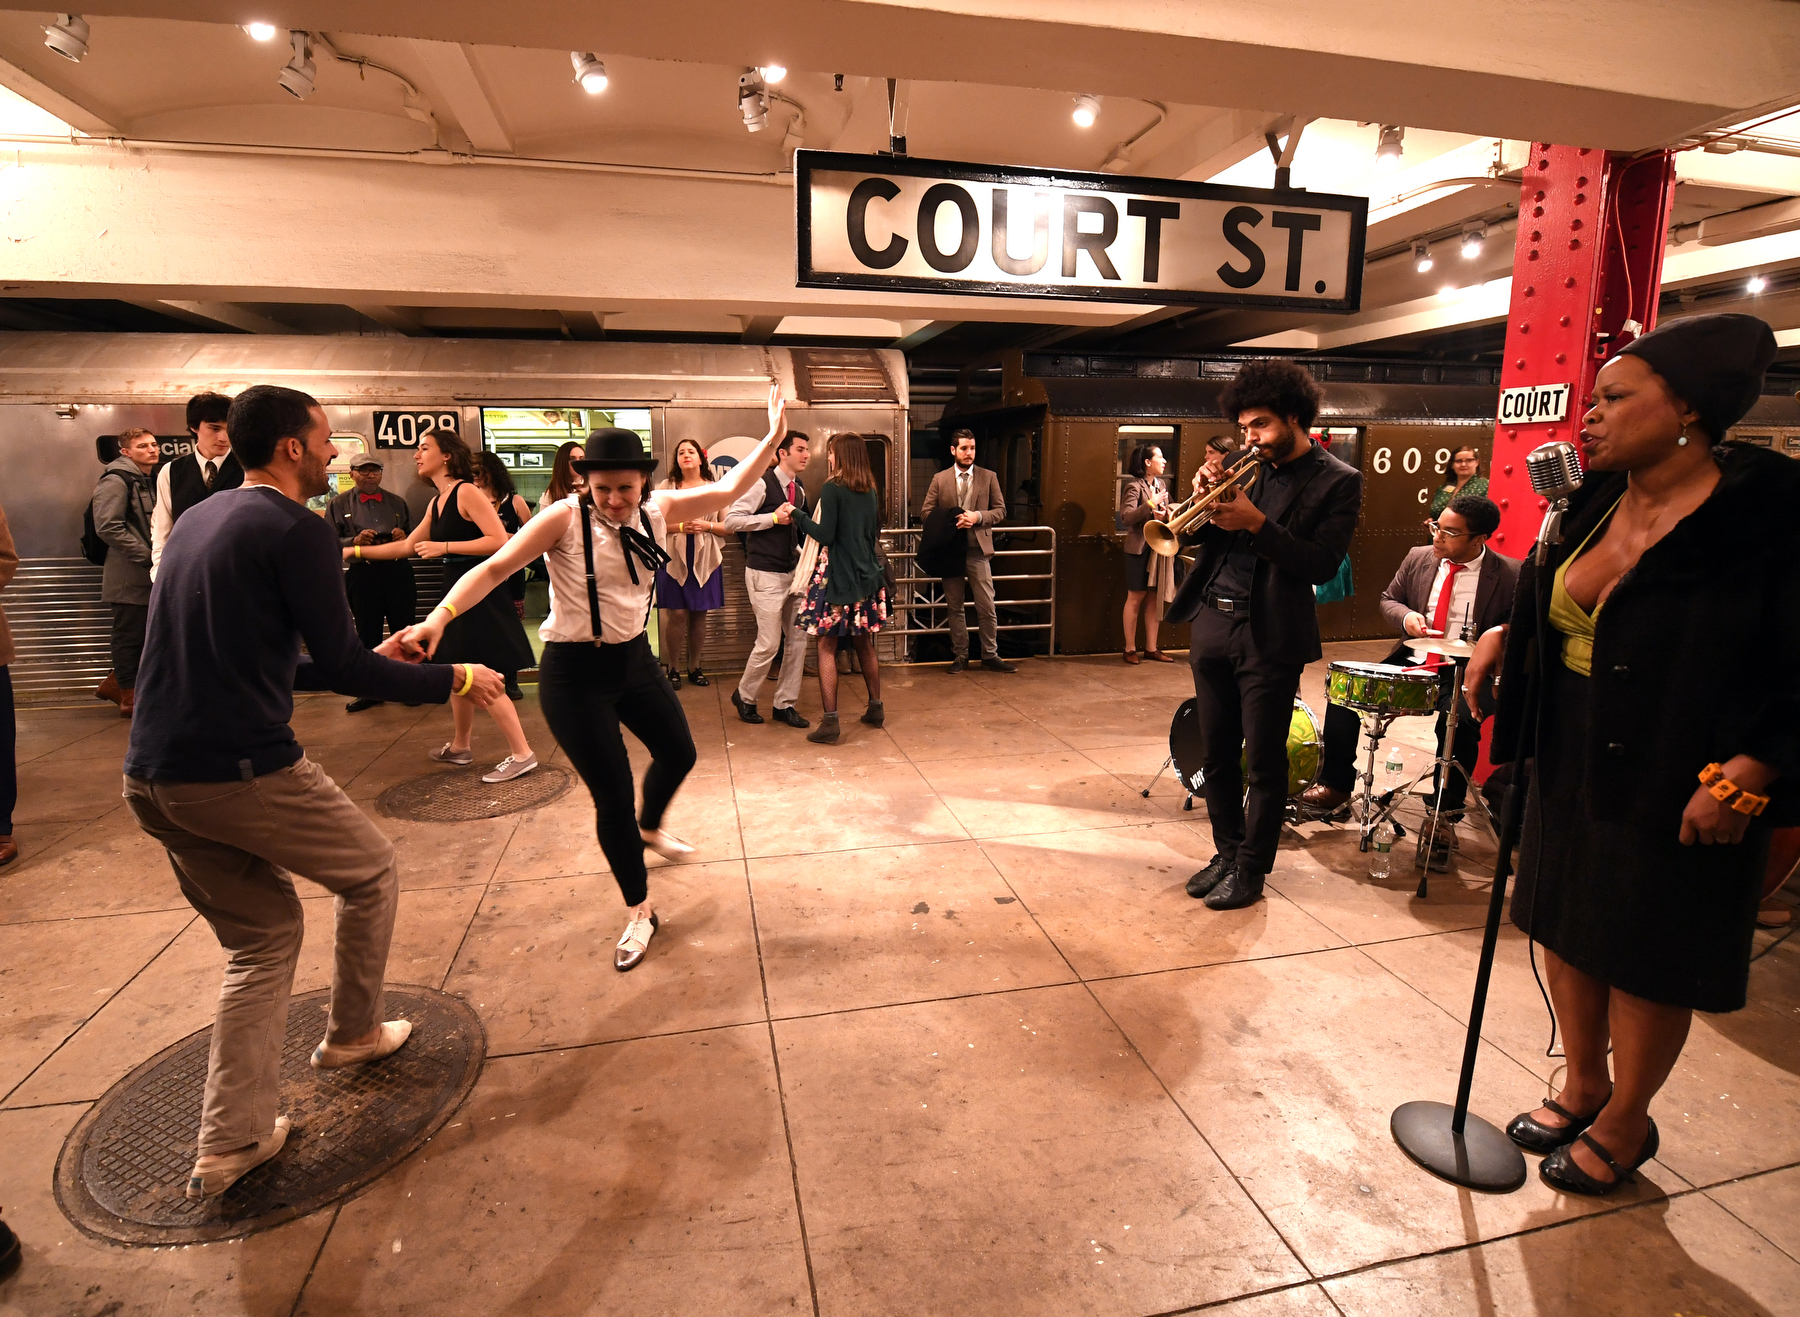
xmin=789 ymin=348 xmax=899 ymax=403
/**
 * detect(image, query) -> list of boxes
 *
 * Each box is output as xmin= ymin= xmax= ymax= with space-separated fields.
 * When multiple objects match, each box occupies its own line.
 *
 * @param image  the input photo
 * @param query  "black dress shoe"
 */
xmin=771 ymin=705 xmax=810 ymax=729
xmin=504 ymin=679 xmax=524 ymax=701
xmin=345 ymin=697 xmax=383 ymax=713
xmin=1186 ymin=854 xmax=1232 ymax=898
xmin=1205 ymin=866 xmax=1265 ymax=910
xmin=1540 ymin=1120 xmax=1659 ymax=1196
xmin=1506 ymin=1092 xmax=1610 ymax=1154
xmin=946 ymin=657 xmax=969 ymax=673
xmin=981 ymin=656 xmax=1017 ymax=672
xmin=0 ymin=1213 xmax=19 ymax=1280
xmin=731 ymin=690 xmax=765 ymax=724
xmin=688 ymin=668 xmax=710 ymax=687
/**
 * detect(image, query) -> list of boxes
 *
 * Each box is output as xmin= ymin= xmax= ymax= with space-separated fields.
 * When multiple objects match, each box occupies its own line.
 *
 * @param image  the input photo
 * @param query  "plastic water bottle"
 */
xmin=1370 ymin=819 xmax=1395 ymax=879
xmin=1384 ymin=744 xmax=1405 ymax=790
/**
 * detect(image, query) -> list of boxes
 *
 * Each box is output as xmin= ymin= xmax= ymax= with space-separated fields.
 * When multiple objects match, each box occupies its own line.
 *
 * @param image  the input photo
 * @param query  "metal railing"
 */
xmin=879 ymin=526 xmax=1056 ymax=656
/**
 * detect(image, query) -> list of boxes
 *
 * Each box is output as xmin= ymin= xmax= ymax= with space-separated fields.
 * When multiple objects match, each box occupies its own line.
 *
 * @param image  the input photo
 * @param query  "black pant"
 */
xmin=538 ymin=635 xmax=696 ymax=907
xmin=1319 ymin=672 xmax=1480 ymax=810
xmin=345 ymin=561 xmax=417 ymax=651
xmin=1188 ymin=609 xmax=1304 ymax=876
xmin=0 ymin=665 xmax=14 ymax=835
xmin=110 ymin=602 xmax=148 ymax=688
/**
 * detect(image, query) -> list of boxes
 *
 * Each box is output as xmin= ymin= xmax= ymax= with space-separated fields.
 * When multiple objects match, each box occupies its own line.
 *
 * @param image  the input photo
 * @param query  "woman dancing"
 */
xmin=653 ymin=438 xmax=728 ymax=689
xmin=349 ymin=428 xmax=539 ymax=782
xmin=402 ymin=389 xmax=786 ymax=971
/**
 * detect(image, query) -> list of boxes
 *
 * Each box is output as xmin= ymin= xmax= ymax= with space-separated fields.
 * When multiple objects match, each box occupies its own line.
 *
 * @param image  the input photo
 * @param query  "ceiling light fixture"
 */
xmin=1460 ymin=223 xmax=1487 ymax=260
xmin=277 ymin=30 xmax=316 ymax=99
xmin=1375 ymin=124 xmax=1404 ymax=170
xmin=1071 ymin=94 xmax=1101 ymax=128
xmin=759 ymin=64 xmax=787 ymax=84
xmin=243 ymin=21 xmax=278 ymax=41
xmin=570 ymin=51 xmax=608 ymax=94
xmin=44 ymin=13 xmax=89 ymax=62
xmin=739 ymin=70 xmax=769 ymax=132
xmin=1748 ymin=274 xmax=1768 ymax=293
xmin=1413 ymin=241 xmax=1433 ymax=274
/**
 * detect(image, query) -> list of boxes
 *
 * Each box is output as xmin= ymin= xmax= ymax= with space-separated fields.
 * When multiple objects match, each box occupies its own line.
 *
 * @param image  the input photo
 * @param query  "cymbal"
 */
xmin=1411 ymin=635 xmax=1478 ymax=659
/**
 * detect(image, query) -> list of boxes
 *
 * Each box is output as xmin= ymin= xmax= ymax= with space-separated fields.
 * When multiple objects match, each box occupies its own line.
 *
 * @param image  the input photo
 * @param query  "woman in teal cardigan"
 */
xmin=790 ymin=432 xmax=889 ymax=744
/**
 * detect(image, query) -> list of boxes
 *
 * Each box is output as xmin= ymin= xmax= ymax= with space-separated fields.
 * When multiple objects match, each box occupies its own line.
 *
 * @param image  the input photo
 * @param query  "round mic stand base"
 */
xmin=1391 ymin=1100 xmax=1526 ymax=1193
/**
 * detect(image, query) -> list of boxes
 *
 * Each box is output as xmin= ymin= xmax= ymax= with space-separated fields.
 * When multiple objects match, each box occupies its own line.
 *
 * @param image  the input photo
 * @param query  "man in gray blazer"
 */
xmin=920 ymin=429 xmax=1016 ymax=672
xmin=92 ymin=427 xmax=161 ymax=717
xmin=1300 ymin=495 xmax=1518 ymax=821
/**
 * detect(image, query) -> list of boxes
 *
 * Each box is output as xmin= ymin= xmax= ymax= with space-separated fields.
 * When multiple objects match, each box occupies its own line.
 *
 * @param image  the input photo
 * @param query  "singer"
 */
xmin=1165 ymin=360 xmax=1363 ymax=909
xmin=1466 ymin=314 xmax=1799 ymax=1196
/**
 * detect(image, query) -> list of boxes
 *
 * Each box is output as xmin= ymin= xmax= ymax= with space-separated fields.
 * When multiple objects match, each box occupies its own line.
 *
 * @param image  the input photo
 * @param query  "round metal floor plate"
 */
xmin=55 ymin=985 xmax=484 ymax=1245
xmin=376 ymin=763 xmax=572 ymax=821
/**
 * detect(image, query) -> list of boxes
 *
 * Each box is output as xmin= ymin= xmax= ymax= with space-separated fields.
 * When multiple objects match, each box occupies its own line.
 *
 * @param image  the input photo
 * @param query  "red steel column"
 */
xmin=1486 ymin=143 xmax=1678 ymax=555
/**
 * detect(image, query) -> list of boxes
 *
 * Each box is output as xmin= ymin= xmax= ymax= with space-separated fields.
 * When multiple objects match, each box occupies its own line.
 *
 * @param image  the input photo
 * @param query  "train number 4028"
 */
xmin=374 ymin=410 xmax=459 ymax=449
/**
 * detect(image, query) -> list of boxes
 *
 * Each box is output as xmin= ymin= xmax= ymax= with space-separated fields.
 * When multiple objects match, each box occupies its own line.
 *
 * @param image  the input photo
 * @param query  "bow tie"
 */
xmin=616 ymin=523 xmax=671 ymax=584
xmin=358 ymin=492 xmax=382 ymax=503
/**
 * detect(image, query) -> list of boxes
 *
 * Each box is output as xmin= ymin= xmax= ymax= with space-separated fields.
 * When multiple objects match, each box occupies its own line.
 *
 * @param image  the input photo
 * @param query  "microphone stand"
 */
xmin=1389 ymin=495 xmax=1569 ymax=1192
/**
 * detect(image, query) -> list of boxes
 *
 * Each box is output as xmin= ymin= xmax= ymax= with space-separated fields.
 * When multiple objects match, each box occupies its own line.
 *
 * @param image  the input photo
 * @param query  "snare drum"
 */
xmin=1326 ymin=661 xmax=1438 ymax=716
xmin=1166 ymin=697 xmax=1323 ymax=799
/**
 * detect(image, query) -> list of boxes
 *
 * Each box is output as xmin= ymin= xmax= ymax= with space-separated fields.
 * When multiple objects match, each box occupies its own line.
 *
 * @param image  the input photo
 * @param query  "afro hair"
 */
xmin=1219 ymin=359 xmax=1324 ymax=432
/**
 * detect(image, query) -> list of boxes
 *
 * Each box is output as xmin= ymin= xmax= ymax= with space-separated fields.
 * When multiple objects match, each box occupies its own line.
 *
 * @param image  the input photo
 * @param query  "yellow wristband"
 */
xmin=456 ymin=664 xmax=475 ymax=696
xmin=434 ymin=601 xmax=458 ymax=620
xmin=353 ymin=545 xmax=362 ymax=558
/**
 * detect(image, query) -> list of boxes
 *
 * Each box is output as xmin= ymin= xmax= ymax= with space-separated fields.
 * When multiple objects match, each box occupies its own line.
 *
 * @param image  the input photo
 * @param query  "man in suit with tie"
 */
xmin=921 ymin=429 xmax=1016 ymax=673
xmin=1299 ymin=494 xmax=1518 ymax=825
xmin=151 ymin=391 xmax=244 ymax=579
xmin=1165 ymin=360 xmax=1363 ymax=910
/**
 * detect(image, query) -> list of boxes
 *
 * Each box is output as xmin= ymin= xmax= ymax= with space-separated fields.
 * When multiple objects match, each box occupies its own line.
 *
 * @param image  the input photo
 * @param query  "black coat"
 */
xmin=1492 ymin=441 xmax=1800 ymax=827
xmin=916 ymin=505 xmax=968 ymax=579
xmin=1165 ymin=442 xmax=1363 ymax=665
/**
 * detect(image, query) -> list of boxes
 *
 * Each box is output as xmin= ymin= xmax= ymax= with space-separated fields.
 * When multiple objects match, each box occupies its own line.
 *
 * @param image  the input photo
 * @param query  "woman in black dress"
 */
xmin=351 ymin=429 xmax=538 ymax=783
xmin=1469 ymin=314 xmax=1797 ymax=1195
xmin=475 ymin=452 xmax=537 ymax=700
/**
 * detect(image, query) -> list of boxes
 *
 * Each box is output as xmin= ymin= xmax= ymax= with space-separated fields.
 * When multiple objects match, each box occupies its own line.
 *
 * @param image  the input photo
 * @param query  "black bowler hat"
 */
xmin=571 ymin=427 xmax=658 ymax=472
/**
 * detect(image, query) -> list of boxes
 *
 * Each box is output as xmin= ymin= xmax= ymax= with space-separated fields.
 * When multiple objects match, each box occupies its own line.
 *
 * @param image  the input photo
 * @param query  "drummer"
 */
xmin=1299 ymin=496 xmax=1517 ymax=825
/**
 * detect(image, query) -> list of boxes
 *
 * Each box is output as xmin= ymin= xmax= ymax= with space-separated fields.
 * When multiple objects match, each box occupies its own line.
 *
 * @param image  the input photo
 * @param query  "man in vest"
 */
xmin=724 ymin=430 xmax=812 ymax=727
xmin=151 ymin=391 xmax=244 ymax=580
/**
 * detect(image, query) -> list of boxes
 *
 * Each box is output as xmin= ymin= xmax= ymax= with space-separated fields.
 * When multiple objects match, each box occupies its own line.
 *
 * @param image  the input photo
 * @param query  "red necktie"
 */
xmin=359 ymin=493 xmax=382 ymax=503
xmin=1425 ymin=561 xmax=1464 ymax=670
xmin=787 ymin=480 xmax=798 ymax=506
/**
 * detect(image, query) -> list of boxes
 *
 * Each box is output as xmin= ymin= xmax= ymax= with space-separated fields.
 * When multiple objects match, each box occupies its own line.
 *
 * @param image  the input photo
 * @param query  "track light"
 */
xmin=1375 ymin=124 xmax=1404 ymax=170
xmin=1748 ymin=274 xmax=1768 ymax=294
xmin=759 ymin=64 xmax=787 ymax=84
xmin=570 ymin=52 xmax=608 ymax=94
xmin=243 ymin=21 xmax=278 ymax=41
xmin=44 ymin=13 xmax=89 ymax=62
xmin=278 ymin=30 xmax=316 ymax=100
xmin=1071 ymin=94 xmax=1101 ymax=129
xmin=1460 ymin=223 xmax=1486 ymax=260
xmin=1413 ymin=242 xmax=1433 ymax=274
xmin=739 ymin=70 xmax=769 ymax=132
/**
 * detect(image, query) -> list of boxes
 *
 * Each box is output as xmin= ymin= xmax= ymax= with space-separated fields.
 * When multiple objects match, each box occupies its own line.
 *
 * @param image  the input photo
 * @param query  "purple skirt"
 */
xmin=654 ymin=536 xmax=724 ymax=611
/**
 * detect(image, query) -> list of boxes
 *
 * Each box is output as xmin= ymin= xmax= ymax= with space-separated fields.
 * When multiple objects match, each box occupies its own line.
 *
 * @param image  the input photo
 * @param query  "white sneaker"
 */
xmin=614 ymin=909 xmax=660 ymax=972
xmin=482 ymin=753 xmax=538 ymax=784
xmin=311 ymin=1019 xmax=413 ymax=1070
xmin=639 ymin=827 xmax=694 ymax=860
xmin=430 ymin=743 xmax=474 ymax=766
xmin=186 ymin=1116 xmax=290 ymax=1199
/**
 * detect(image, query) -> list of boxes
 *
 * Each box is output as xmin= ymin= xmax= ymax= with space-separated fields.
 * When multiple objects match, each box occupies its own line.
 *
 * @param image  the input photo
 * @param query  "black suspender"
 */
xmin=577 ymin=498 xmax=668 ymax=645
xmin=578 ymin=495 xmax=605 ymax=647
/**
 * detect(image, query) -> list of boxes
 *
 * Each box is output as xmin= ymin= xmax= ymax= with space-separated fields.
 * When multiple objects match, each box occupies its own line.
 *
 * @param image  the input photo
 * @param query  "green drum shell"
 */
xmin=1326 ymin=661 xmax=1438 ymax=715
xmin=1238 ymin=699 xmax=1322 ymax=798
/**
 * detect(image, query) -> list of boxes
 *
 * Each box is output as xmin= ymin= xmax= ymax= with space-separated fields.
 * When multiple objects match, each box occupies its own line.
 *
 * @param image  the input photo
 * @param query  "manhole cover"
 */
xmin=54 ymin=985 xmax=483 ymax=1245
xmin=376 ymin=764 xmax=572 ymax=821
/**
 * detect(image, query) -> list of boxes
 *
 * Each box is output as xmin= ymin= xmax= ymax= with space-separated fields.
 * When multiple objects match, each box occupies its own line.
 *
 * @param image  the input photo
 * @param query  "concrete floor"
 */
xmin=3 ymin=647 xmax=1798 ymax=1317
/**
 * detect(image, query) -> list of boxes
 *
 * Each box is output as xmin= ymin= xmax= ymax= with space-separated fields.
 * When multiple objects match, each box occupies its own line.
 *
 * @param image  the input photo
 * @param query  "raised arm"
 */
xmin=655 ymin=383 xmax=786 ymax=524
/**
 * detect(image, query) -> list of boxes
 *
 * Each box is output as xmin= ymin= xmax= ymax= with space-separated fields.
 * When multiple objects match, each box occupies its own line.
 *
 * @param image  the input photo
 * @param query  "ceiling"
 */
xmin=0 ymin=6 xmax=1798 ymax=368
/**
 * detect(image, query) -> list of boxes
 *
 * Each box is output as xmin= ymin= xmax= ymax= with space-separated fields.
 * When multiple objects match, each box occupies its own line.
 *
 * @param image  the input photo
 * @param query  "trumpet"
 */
xmin=1143 ymin=453 xmax=1260 ymax=557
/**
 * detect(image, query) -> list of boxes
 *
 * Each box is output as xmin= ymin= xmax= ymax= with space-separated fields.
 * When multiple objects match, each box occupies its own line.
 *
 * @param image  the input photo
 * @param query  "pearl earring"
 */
xmin=1677 ymin=431 xmax=1689 ymax=447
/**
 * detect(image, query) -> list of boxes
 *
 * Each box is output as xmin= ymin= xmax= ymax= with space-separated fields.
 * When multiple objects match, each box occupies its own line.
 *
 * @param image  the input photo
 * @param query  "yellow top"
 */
xmin=1548 ymin=496 xmax=1623 ymax=677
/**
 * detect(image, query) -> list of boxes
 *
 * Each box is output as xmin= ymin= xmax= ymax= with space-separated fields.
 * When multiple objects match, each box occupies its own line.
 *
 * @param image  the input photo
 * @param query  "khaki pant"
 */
xmin=124 ymin=757 xmax=398 ymax=1156
xmin=943 ymin=549 xmax=998 ymax=661
xmin=737 ymin=566 xmax=808 ymax=711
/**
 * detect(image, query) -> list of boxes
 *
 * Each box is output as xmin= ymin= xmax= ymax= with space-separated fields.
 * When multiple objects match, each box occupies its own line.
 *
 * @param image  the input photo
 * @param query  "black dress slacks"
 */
xmin=344 ymin=561 xmax=417 ymax=650
xmin=1188 ymin=608 xmax=1304 ymax=876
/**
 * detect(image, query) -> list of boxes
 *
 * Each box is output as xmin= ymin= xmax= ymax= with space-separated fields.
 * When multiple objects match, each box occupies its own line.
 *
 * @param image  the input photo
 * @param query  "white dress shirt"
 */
xmin=540 ymin=496 xmax=670 ymax=645
xmin=1408 ymin=548 xmax=1485 ymax=660
xmin=149 ymin=451 xmax=229 ymax=581
xmin=723 ymin=465 xmax=805 ymax=533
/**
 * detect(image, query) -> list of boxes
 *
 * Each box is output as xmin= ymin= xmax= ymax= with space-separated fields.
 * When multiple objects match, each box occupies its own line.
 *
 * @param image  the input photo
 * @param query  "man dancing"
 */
xmin=1165 ymin=360 xmax=1362 ymax=909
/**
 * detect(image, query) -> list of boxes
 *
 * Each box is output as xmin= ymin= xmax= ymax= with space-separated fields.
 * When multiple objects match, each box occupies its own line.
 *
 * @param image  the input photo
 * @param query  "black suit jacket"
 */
xmin=1374 ymin=544 xmax=1520 ymax=667
xmin=1166 ymin=442 xmax=1363 ymax=665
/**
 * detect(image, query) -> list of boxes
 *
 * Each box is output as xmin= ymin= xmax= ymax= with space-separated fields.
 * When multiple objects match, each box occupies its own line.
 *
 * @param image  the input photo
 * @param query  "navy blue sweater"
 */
xmin=125 ymin=484 xmax=454 ymax=783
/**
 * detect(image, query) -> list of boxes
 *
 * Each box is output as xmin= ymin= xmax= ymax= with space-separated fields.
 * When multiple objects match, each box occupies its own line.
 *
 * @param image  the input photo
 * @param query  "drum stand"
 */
xmin=1139 ymin=756 xmax=1198 ymax=811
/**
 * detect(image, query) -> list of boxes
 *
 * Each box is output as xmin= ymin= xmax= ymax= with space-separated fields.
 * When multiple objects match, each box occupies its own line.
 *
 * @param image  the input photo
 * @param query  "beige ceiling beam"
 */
xmin=351 ymin=304 xmax=426 ymax=334
xmin=61 ymin=1 xmax=1792 ymax=149
xmin=407 ymin=40 xmax=512 ymax=153
xmin=127 ymin=299 xmax=296 ymax=333
xmin=559 ymin=310 xmax=607 ymax=340
xmin=737 ymin=314 xmax=784 ymax=344
xmin=0 ymin=49 xmax=118 ymax=133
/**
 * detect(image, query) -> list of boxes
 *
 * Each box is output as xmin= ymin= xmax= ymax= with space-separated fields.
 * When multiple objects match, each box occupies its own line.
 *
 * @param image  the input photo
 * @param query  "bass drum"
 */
xmin=1167 ymin=697 xmax=1323 ymax=799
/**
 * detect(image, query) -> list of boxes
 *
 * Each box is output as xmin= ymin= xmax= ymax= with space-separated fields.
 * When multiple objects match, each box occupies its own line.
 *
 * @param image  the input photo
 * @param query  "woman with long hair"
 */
xmin=474 ymin=451 xmax=537 ymax=699
xmin=1118 ymin=441 xmax=1175 ymax=664
xmin=789 ymin=432 xmax=888 ymax=745
xmin=350 ymin=428 xmax=539 ymax=782
xmin=1429 ymin=444 xmax=1487 ymax=517
xmin=1468 ymin=314 xmax=1796 ymax=1195
xmin=400 ymin=387 xmax=787 ymax=972
xmin=653 ymin=438 xmax=728 ymax=689
xmin=538 ymin=440 xmax=585 ymax=512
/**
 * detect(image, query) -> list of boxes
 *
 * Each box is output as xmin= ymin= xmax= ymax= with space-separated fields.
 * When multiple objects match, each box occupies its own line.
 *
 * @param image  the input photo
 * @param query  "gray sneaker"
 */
xmin=482 ymin=753 xmax=538 ymax=783
xmin=430 ymin=743 xmax=474 ymax=766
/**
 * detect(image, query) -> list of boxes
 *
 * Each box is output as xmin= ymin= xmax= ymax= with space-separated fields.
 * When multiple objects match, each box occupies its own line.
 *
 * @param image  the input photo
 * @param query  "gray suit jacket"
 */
xmin=920 ymin=464 xmax=1006 ymax=556
xmin=1118 ymin=476 xmax=1170 ymax=555
xmin=1378 ymin=543 xmax=1519 ymax=663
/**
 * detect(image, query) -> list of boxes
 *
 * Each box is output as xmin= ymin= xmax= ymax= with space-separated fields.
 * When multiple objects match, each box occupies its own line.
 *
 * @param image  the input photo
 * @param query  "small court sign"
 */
xmin=796 ymin=150 xmax=1367 ymax=311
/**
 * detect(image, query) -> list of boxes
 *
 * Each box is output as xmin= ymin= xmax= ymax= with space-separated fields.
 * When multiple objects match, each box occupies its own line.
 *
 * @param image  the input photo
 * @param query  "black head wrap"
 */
xmin=1615 ymin=313 xmax=1777 ymax=443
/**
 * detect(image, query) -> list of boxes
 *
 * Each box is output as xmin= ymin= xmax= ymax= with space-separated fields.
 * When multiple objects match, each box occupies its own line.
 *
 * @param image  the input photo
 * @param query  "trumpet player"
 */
xmin=1166 ymin=360 xmax=1363 ymax=911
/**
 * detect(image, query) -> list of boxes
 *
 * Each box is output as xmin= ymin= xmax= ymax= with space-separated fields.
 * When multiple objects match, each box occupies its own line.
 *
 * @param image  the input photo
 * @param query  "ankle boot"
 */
xmin=861 ymin=701 xmax=885 ymax=727
xmin=807 ymin=713 xmax=841 ymax=744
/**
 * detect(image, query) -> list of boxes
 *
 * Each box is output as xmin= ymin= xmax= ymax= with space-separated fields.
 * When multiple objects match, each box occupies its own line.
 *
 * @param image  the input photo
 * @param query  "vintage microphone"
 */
xmin=1390 ymin=439 xmax=1583 ymax=1193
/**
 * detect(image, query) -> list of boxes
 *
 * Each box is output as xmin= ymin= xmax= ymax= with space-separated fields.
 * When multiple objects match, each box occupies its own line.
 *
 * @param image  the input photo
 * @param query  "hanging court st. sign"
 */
xmin=795 ymin=150 xmax=1367 ymax=312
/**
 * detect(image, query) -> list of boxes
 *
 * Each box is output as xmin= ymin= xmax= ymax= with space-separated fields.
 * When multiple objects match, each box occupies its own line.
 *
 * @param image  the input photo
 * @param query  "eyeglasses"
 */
xmin=1426 ymin=521 xmax=1472 ymax=540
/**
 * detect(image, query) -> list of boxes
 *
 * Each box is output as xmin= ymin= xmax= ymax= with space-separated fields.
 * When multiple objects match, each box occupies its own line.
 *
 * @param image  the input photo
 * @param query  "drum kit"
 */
xmin=1141 ymin=696 xmax=1324 ymax=821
